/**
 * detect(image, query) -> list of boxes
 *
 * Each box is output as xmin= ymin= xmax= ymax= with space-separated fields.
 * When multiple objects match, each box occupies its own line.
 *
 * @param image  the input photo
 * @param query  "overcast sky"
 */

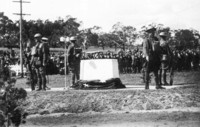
xmin=0 ymin=0 xmax=200 ymax=32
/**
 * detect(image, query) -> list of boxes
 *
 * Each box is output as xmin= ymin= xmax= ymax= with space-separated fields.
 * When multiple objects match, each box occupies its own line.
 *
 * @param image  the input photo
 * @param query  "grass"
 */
xmin=24 ymin=84 xmax=200 ymax=115
xmin=14 ymin=71 xmax=200 ymax=115
xmin=15 ymin=71 xmax=200 ymax=89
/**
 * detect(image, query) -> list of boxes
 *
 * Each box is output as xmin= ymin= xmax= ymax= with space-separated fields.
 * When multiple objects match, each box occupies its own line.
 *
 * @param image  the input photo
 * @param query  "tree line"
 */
xmin=0 ymin=13 xmax=200 ymax=50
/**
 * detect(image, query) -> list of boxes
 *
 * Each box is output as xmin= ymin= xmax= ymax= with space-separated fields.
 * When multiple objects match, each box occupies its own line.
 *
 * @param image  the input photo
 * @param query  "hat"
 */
xmin=4 ymin=34 xmax=9 ymax=37
xmin=159 ymin=32 xmax=167 ymax=37
xmin=70 ymin=36 xmax=77 ymax=41
xmin=145 ymin=26 xmax=156 ymax=33
xmin=34 ymin=33 xmax=42 ymax=38
xmin=42 ymin=37 xmax=48 ymax=41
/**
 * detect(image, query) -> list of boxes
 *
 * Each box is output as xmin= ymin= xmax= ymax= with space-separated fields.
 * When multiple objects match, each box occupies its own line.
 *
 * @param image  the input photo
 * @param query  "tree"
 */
xmin=0 ymin=14 xmax=19 ymax=47
xmin=173 ymin=29 xmax=196 ymax=50
xmin=112 ymin=22 xmax=137 ymax=48
xmin=63 ymin=16 xmax=81 ymax=36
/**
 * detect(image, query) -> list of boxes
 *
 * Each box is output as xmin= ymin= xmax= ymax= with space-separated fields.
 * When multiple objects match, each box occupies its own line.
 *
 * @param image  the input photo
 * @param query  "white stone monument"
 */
xmin=80 ymin=59 xmax=119 ymax=82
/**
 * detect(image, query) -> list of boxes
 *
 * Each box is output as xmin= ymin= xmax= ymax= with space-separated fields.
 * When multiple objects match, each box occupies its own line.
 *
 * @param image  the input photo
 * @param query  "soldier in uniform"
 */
xmin=159 ymin=32 xmax=173 ymax=86
xmin=31 ymin=33 xmax=48 ymax=91
xmin=142 ymin=27 xmax=165 ymax=89
xmin=41 ymin=37 xmax=51 ymax=90
xmin=66 ymin=36 xmax=82 ymax=87
xmin=24 ymin=40 xmax=37 ymax=91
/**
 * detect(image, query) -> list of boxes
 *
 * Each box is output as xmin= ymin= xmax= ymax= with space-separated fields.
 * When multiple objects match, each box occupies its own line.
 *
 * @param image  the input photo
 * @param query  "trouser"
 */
xmin=35 ymin=66 xmax=46 ymax=90
xmin=144 ymin=61 xmax=160 ymax=89
xmin=69 ymin=64 xmax=80 ymax=86
xmin=26 ymin=64 xmax=37 ymax=90
xmin=159 ymin=69 xmax=168 ymax=85
xmin=159 ymin=61 xmax=169 ymax=85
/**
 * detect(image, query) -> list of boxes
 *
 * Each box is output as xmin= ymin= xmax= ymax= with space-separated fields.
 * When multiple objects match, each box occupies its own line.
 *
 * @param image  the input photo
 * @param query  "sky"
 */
xmin=0 ymin=0 xmax=200 ymax=32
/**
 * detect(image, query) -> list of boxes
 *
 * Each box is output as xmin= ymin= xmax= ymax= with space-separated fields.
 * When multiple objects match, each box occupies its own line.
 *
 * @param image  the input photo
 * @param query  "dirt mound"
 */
xmin=24 ymin=84 xmax=200 ymax=115
xmin=22 ymin=109 xmax=200 ymax=127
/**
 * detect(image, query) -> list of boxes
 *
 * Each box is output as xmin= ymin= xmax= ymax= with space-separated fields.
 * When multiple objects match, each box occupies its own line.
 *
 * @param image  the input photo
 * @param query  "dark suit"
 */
xmin=66 ymin=43 xmax=81 ymax=86
xmin=142 ymin=37 xmax=162 ymax=89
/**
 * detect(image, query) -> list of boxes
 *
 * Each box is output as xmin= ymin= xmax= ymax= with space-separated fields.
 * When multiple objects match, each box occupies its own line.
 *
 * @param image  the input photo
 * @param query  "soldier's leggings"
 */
xmin=26 ymin=64 xmax=36 ymax=91
xmin=159 ymin=69 xmax=167 ymax=85
xmin=159 ymin=61 xmax=169 ymax=85
xmin=144 ymin=62 xmax=150 ymax=89
xmin=69 ymin=64 xmax=80 ymax=86
xmin=35 ymin=66 xmax=46 ymax=90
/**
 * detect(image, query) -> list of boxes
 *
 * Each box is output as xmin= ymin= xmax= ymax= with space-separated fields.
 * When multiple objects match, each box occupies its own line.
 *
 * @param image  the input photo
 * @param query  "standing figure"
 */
xmin=31 ymin=33 xmax=48 ymax=91
xmin=142 ymin=27 xmax=165 ymax=89
xmin=41 ymin=37 xmax=51 ymax=90
xmin=159 ymin=32 xmax=173 ymax=86
xmin=66 ymin=36 xmax=82 ymax=87
xmin=25 ymin=40 xmax=37 ymax=91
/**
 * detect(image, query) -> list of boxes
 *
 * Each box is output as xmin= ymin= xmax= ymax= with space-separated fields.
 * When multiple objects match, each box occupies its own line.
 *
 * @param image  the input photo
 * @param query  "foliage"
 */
xmin=0 ymin=13 xmax=200 ymax=49
xmin=112 ymin=22 xmax=137 ymax=46
xmin=173 ymin=29 xmax=199 ymax=50
xmin=0 ymin=79 xmax=28 ymax=127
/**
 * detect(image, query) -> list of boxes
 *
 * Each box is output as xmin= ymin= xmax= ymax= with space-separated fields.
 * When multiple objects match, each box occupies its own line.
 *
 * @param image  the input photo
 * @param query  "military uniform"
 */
xmin=32 ymin=33 xmax=48 ymax=91
xmin=41 ymin=37 xmax=50 ymax=90
xmin=159 ymin=32 xmax=173 ymax=86
xmin=25 ymin=44 xmax=37 ymax=91
xmin=142 ymin=27 xmax=165 ymax=89
xmin=66 ymin=37 xmax=82 ymax=86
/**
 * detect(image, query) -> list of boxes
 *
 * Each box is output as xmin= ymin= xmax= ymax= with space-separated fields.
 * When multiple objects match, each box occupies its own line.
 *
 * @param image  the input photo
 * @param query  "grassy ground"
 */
xmin=14 ymin=71 xmax=200 ymax=115
xmin=22 ymin=111 xmax=200 ymax=127
xmin=13 ymin=71 xmax=200 ymax=127
xmin=5 ymin=47 xmax=200 ymax=126
xmin=15 ymin=71 xmax=200 ymax=88
xmin=24 ymin=84 xmax=200 ymax=115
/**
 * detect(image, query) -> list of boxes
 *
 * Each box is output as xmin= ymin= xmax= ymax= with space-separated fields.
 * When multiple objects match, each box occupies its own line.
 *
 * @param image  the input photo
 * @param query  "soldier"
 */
xmin=159 ymin=32 xmax=173 ymax=86
xmin=41 ymin=37 xmax=51 ymax=90
xmin=24 ymin=40 xmax=37 ymax=91
xmin=126 ymin=53 xmax=132 ymax=73
xmin=143 ymin=27 xmax=165 ymax=89
xmin=31 ymin=33 xmax=48 ymax=91
xmin=118 ymin=53 xmax=123 ymax=73
xmin=66 ymin=36 xmax=82 ymax=87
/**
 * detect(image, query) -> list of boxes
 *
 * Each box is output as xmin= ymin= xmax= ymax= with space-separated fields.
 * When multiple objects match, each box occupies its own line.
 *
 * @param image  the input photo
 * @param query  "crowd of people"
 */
xmin=0 ymin=32 xmax=200 ymax=91
xmin=45 ymin=48 xmax=200 ymax=75
xmin=1 ymin=39 xmax=199 ymax=77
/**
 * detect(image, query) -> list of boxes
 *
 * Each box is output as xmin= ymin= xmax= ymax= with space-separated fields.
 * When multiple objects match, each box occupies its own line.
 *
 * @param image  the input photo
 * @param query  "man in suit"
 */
xmin=142 ymin=27 xmax=165 ymax=89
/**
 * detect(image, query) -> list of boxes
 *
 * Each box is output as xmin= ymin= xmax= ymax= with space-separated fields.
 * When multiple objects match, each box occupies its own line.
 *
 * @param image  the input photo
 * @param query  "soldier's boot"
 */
xmin=169 ymin=69 xmax=174 ymax=86
xmin=36 ymin=84 xmax=42 ymax=91
xmin=42 ymin=76 xmax=46 ymax=91
xmin=163 ymin=70 xmax=169 ymax=86
xmin=31 ymin=80 xmax=35 ymax=91
xmin=141 ymin=69 xmax=145 ymax=83
xmin=144 ymin=71 xmax=149 ymax=89
xmin=70 ymin=72 xmax=75 ymax=87
xmin=145 ymin=82 xmax=149 ymax=89
xmin=155 ymin=73 xmax=165 ymax=89
xmin=163 ymin=74 xmax=169 ymax=86
xmin=36 ymin=79 xmax=42 ymax=91
xmin=159 ymin=69 xmax=163 ymax=85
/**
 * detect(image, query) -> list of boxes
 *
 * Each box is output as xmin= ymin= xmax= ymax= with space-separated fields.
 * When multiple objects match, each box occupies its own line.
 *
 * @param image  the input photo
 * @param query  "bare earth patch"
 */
xmin=15 ymin=71 xmax=200 ymax=127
